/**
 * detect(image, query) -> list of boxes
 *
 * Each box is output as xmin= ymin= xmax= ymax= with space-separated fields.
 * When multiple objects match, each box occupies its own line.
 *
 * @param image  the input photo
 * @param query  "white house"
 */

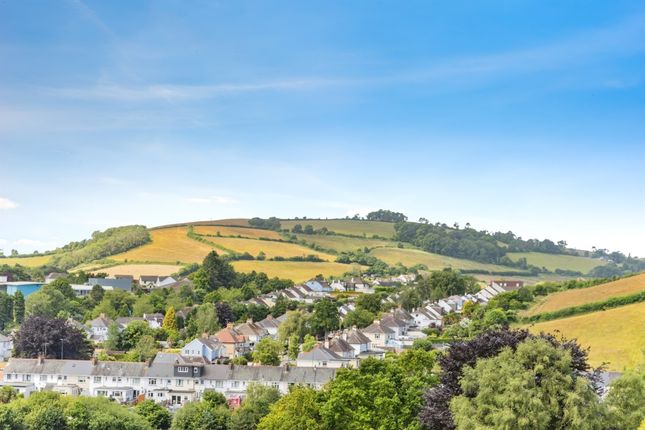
xmin=181 ymin=337 xmax=225 ymax=363
xmin=296 ymin=344 xmax=353 ymax=368
xmin=362 ymin=320 xmax=395 ymax=348
xmin=234 ymin=320 xmax=268 ymax=347
xmin=0 ymin=334 xmax=12 ymax=360
xmin=304 ymin=279 xmax=332 ymax=293
xmin=257 ymin=315 xmax=281 ymax=338
xmin=86 ymin=314 xmax=112 ymax=343
xmin=143 ymin=313 xmax=165 ymax=329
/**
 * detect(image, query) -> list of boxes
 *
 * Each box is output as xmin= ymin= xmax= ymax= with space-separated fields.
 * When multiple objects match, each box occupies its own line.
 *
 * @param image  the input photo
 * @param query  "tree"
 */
xmin=303 ymin=225 xmax=314 ymax=234
xmin=0 ymin=386 xmax=18 ymax=404
xmin=14 ymin=315 xmax=93 ymax=359
xmin=252 ymin=338 xmax=282 ymax=366
xmin=93 ymin=290 xmax=136 ymax=319
xmin=215 ymin=302 xmax=236 ymax=327
xmin=47 ymin=279 xmax=75 ymax=300
xmin=287 ymin=334 xmax=300 ymax=360
xmin=271 ymin=295 xmax=288 ymax=318
xmin=171 ymin=400 xmax=231 ymax=430
xmin=189 ymin=303 xmax=220 ymax=336
xmin=449 ymin=338 xmax=607 ymax=430
xmin=291 ymin=224 xmax=303 ymax=234
xmin=366 ymin=209 xmax=408 ymax=222
xmin=202 ymin=251 xmax=237 ymax=290
xmin=355 ymin=293 xmax=382 ymax=314
xmin=0 ymin=292 xmax=13 ymax=330
xmin=13 ymin=290 xmax=24 ymax=324
xmin=605 ymin=365 xmax=645 ymax=430
xmin=342 ymin=309 xmax=374 ymax=329
xmin=163 ymin=306 xmax=177 ymax=331
xmin=309 ymin=298 xmax=339 ymax=337
xmin=257 ymin=386 xmax=322 ymax=430
xmin=105 ymin=322 xmax=122 ymax=351
xmin=419 ymin=329 xmax=602 ymax=430
xmin=136 ymin=399 xmax=172 ymax=430
xmin=25 ymin=287 xmax=70 ymax=318
xmin=301 ymin=334 xmax=316 ymax=352
xmin=231 ymin=383 xmax=281 ymax=430
xmin=132 ymin=335 xmax=157 ymax=362
xmin=277 ymin=310 xmax=309 ymax=343
xmin=120 ymin=320 xmax=154 ymax=350
xmin=89 ymin=283 xmax=105 ymax=304
xmin=400 ymin=289 xmax=422 ymax=311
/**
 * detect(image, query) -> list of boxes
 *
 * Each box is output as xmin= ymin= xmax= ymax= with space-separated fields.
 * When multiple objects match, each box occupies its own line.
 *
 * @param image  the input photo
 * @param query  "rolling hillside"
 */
xmin=0 ymin=255 xmax=52 ymax=267
xmin=231 ymin=260 xmax=363 ymax=282
xmin=523 ymin=273 xmax=645 ymax=317
xmin=527 ymin=301 xmax=645 ymax=370
xmin=370 ymin=247 xmax=525 ymax=274
xmin=507 ymin=251 xmax=605 ymax=273
xmin=294 ymin=234 xmax=402 ymax=253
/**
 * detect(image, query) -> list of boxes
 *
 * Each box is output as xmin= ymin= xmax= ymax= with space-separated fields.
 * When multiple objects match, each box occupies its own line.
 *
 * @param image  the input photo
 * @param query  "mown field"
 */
xmin=281 ymin=219 xmax=396 ymax=238
xmin=506 ymin=251 xmax=605 ymax=273
xmin=527 ymin=301 xmax=645 ymax=370
xmin=200 ymin=236 xmax=336 ymax=260
xmin=370 ymin=247 xmax=521 ymax=273
xmin=112 ymin=227 xmax=219 ymax=264
xmin=523 ymin=273 xmax=645 ymax=316
xmin=294 ymin=234 xmax=401 ymax=253
xmin=0 ymin=255 xmax=52 ymax=267
xmin=231 ymin=260 xmax=361 ymax=281
xmin=193 ymin=225 xmax=282 ymax=240
xmin=87 ymin=263 xmax=183 ymax=278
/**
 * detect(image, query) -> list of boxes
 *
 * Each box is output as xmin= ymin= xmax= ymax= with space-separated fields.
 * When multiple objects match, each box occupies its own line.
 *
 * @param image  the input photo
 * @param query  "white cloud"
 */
xmin=0 ymin=197 xmax=18 ymax=209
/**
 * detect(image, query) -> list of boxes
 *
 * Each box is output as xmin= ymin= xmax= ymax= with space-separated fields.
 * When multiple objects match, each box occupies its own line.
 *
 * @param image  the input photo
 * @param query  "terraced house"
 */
xmin=0 ymin=355 xmax=336 ymax=406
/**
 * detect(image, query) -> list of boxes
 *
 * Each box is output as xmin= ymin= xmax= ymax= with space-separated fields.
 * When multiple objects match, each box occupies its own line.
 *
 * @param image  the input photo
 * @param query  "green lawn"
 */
xmin=507 ymin=252 xmax=605 ymax=273
xmin=294 ymin=234 xmax=401 ymax=253
xmin=281 ymin=219 xmax=396 ymax=238
xmin=370 ymin=247 xmax=522 ymax=273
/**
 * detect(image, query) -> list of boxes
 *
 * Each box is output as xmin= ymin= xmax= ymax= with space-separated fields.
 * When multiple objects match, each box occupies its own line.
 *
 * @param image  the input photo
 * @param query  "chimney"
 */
xmin=226 ymin=322 xmax=234 ymax=329
xmin=99 ymin=313 xmax=106 ymax=319
xmin=37 ymin=354 xmax=44 ymax=365
xmin=201 ymin=332 xmax=208 ymax=339
xmin=90 ymin=356 xmax=98 ymax=366
xmin=246 ymin=318 xmax=253 ymax=324
xmin=146 ymin=356 xmax=154 ymax=367
xmin=323 ymin=339 xmax=330 ymax=349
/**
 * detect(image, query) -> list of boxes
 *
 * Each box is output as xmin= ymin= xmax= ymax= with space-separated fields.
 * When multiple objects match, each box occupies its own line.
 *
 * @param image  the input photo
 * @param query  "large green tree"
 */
xmin=202 ymin=251 xmax=238 ymax=290
xmin=309 ymin=298 xmax=339 ymax=337
xmin=257 ymin=386 xmax=323 ymax=430
xmin=252 ymin=338 xmax=282 ymax=366
xmin=449 ymin=338 xmax=607 ymax=430
xmin=605 ymin=365 xmax=645 ymax=430
xmin=231 ymin=383 xmax=281 ymax=430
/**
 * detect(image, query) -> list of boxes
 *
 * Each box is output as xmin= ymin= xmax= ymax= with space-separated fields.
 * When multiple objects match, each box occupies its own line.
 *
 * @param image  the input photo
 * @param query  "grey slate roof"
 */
xmin=328 ymin=338 xmax=353 ymax=354
xmin=345 ymin=329 xmax=371 ymax=345
xmin=297 ymin=345 xmax=345 ymax=362
xmin=362 ymin=321 xmax=394 ymax=335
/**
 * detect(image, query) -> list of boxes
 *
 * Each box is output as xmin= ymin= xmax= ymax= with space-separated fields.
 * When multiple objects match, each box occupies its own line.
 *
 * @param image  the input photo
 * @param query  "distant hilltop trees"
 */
xmin=366 ymin=209 xmax=408 ymax=223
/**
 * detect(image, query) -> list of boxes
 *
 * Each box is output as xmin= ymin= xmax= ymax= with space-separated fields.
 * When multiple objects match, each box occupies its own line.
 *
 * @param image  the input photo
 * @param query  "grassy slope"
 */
xmin=0 ymin=255 xmax=52 ymax=267
xmin=112 ymin=227 xmax=219 ymax=264
xmin=294 ymin=234 xmax=401 ymax=253
xmin=527 ymin=301 xmax=645 ymax=370
xmin=523 ymin=273 xmax=645 ymax=316
xmin=281 ymin=219 xmax=396 ymax=238
xmin=193 ymin=225 xmax=282 ymax=240
xmin=370 ymin=247 xmax=520 ymax=273
xmin=200 ymin=236 xmax=337 ymax=260
xmin=507 ymin=252 xmax=605 ymax=273
xmin=231 ymin=260 xmax=361 ymax=282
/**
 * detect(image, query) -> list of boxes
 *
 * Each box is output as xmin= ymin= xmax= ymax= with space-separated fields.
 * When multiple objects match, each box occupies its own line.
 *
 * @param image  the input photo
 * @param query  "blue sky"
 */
xmin=1 ymin=0 xmax=645 ymax=256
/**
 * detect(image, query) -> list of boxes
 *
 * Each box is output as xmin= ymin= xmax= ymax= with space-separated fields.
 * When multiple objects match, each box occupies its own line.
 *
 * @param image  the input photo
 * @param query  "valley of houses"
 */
xmin=0 ymin=272 xmax=522 ymax=408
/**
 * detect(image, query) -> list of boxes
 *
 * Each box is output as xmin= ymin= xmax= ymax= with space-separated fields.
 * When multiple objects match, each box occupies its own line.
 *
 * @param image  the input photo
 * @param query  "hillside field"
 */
xmin=527 ymin=301 xmax=645 ymax=370
xmin=370 ymin=247 xmax=522 ymax=273
xmin=199 ymin=236 xmax=336 ymax=260
xmin=112 ymin=227 xmax=219 ymax=264
xmin=231 ymin=260 xmax=361 ymax=281
xmin=507 ymin=252 xmax=605 ymax=273
xmin=281 ymin=219 xmax=395 ymax=238
xmin=194 ymin=225 xmax=282 ymax=240
xmin=524 ymin=273 xmax=645 ymax=316
xmin=294 ymin=234 xmax=401 ymax=253
xmin=0 ymin=255 xmax=52 ymax=267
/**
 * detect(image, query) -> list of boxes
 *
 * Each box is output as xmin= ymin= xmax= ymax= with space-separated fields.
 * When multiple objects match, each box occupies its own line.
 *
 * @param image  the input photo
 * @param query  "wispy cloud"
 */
xmin=48 ymin=78 xmax=345 ymax=102
xmin=0 ymin=197 xmax=18 ymax=210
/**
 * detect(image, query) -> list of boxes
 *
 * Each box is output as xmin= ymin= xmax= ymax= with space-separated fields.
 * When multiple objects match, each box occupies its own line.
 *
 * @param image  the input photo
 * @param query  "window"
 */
xmin=176 ymin=379 xmax=183 ymax=387
xmin=271 ymin=382 xmax=279 ymax=389
xmin=157 ymin=392 xmax=163 ymax=397
xmin=117 ymin=377 xmax=122 ymax=383
xmin=40 ymin=375 xmax=47 ymax=381
xmin=177 ymin=366 xmax=189 ymax=373
xmin=132 ymin=378 xmax=140 ymax=384
xmin=215 ymin=380 xmax=223 ymax=388
xmin=94 ymin=376 xmax=102 ymax=383
xmin=25 ymin=375 xmax=31 ymax=381
xmin=232 ymin=381 xmax=239 ymax=388
xmin=148 ymin=378 xmax=157 ymax=385
xmin=112 ymin=377 xmax=117 ymax=382
xmin=79 ymin=377 xmax=86 ymax=383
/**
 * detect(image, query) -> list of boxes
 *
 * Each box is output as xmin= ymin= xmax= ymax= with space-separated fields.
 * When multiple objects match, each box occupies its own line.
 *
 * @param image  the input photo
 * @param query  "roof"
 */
xmin=235 ymin=321 xmax=268 ymax=338
xmin=362 ymin=321 xmax=394 ymax=335
xmin=345 ymin=329 xmax=371 ymax=345
xmin=215 ymin=326 xmax=246 ymax=344
xmin=328 ymin=338 xmax=353 ymax=354
xmin=257 ymin=315 xmax=281 ymax=330
xmin=4 ymin=358 xmax=338 ymax=386
xmin=297 ymin=345 xmax=346 ymax=362
xmin=87 ymin=315 xmax=111 ymax=328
